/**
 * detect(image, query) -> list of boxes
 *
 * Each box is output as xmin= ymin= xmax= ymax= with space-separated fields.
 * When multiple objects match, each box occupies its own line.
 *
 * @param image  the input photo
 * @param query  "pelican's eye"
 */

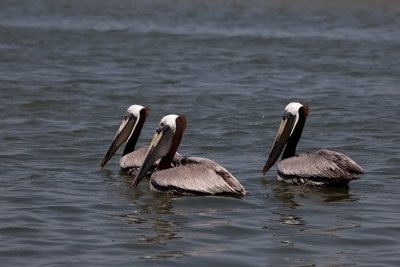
xmin=123 ymin=111 xmax=131 ymax=120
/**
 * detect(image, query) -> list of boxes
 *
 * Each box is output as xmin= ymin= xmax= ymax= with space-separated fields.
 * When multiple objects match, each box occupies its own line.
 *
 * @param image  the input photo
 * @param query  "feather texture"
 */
xmin=150 ymin=156 xmax=246 ymax=195
xmin=120 ymin=146 xmax=149 ymax=169
xmin=277 ymin=149 xmax=363 ymax=185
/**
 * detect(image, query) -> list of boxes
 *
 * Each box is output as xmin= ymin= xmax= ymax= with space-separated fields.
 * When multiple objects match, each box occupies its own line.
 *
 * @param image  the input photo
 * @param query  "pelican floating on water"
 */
xmin=100 ymin=105 xmax=181 ymax=174
xmin=262 ymin=102 xmax=363 ymax=186
xmin=131 ymin=114 xmax=246 ymax=196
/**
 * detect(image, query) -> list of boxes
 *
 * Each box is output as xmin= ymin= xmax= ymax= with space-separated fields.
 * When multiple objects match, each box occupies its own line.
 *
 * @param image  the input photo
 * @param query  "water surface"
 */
xmin=0 ymin=0 xmax=399 ymax=266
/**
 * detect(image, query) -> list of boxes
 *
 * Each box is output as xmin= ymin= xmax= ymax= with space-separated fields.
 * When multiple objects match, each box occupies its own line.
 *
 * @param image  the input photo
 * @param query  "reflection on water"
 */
xmin=141 ymin=250 xmax=185 ymax=260
xmin=101 ymin=169 xmax=184 ymax=246
xmin=272 ymin=181 xmax=358 ymax=207
xmin=121 ymin=191 xmax=181 ymax=245
xmin=272 ymin=182 xmax=302 ymax=208
xmin=115 ymin=184 xmax=240 ymax=261
xmin=268 ymin=180 xmax=360 ymax=237
xmin=140 ymin=218 xmax=180 ymax=244
xmin=304 ymin=222 xmax=361 ymax=237
xmin=275 ymin=213 xmax=306 ymax=226
xmin=140 ymin=244 xmax=230 ymax=260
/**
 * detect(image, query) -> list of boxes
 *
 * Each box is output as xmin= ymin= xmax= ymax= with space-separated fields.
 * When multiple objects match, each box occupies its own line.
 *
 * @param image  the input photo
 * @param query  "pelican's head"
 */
xmin=262 ymin=102 xmax=309 ymax=174
xmin=132 ymin=114 xmax=187 ymax=188
xmin=100 ymin=105 xmax=149 ymax=168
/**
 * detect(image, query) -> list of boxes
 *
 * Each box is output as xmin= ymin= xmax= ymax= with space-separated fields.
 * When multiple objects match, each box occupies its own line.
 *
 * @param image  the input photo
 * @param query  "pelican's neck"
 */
xmin=122 ymin=110 xmax=147 ymax=156
xmin=157 ymin=116 xmax=186 ymax=170
xmin=282 ymin=106 xmax=308 ymax=159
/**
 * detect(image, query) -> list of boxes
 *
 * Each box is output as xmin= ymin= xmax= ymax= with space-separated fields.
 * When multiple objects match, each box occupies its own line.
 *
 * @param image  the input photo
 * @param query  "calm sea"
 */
xmin=0 ymin=0 xmax=399 ymax=266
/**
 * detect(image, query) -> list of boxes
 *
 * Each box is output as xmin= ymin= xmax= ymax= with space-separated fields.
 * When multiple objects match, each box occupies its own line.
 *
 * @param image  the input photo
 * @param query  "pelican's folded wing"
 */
xmin=277 ymin=149 xmax=363 ymax=181
xmin=120 ymin=146 xmax=149 ymax=169
xmin=150 ymin=157 xmax=245 ymax=195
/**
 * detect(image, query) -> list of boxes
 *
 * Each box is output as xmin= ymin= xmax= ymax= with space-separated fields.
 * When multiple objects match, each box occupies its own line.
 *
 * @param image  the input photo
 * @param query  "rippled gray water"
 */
xmin=1 ymin=0 xmax=399 ymax=266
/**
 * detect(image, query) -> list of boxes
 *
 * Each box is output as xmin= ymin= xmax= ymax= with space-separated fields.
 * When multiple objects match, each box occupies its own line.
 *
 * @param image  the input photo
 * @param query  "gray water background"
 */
xmin=0 ymin=0 xmax=399 ymax=266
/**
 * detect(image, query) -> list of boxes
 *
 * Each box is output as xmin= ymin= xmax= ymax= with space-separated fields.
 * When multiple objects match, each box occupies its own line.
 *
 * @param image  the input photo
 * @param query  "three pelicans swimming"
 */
xmin=100 ymin=103 xmax=363 ymax=196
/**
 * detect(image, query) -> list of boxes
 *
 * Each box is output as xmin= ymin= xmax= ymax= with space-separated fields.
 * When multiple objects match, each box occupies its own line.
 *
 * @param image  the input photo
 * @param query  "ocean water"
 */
xmin=0 ymin=0 xmax=399 ymax=266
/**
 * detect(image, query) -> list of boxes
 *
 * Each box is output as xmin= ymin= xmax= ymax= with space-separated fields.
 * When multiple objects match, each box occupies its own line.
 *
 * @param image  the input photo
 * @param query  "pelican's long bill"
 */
xmin=100 ymin=106 xmax=149 ymax=168
xmin=262 ymin=111 xmax=297 ymax=174
xmin=131 ymin=122 xmax=175 ymax=188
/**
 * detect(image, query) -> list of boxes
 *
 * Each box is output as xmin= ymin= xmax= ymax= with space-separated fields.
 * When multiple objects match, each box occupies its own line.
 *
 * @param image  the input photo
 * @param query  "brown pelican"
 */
xmin=131 ymin=114 xmax=246 ymax=196
xmin=262 ymin=102 xmax=363 ymax=186
xmin=100 ymin=105 xmax=181 ymax=174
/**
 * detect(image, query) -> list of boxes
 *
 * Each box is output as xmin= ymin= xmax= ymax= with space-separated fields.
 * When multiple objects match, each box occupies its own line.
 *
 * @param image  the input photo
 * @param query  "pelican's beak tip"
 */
xmin=261 ymin=165 xmax=268 ymax=174
xmin=100 ymin=159 xmax=106 ymax=169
